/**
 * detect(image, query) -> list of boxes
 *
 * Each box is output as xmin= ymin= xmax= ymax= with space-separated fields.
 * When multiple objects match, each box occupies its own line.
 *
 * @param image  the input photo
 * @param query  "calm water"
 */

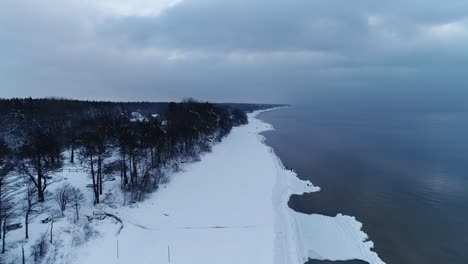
xmin=259 ymin=105 xmax=468 ymax=264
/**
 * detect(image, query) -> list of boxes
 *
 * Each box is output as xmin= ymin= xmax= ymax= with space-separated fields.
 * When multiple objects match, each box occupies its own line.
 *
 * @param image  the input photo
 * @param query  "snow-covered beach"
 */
xmin=70 ymin=109 xmax=385 ymax=264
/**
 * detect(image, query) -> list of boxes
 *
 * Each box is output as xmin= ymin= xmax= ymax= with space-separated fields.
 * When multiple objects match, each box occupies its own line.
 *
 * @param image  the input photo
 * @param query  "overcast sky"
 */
xmin=1 ymin=0 xmax=468 ymax=105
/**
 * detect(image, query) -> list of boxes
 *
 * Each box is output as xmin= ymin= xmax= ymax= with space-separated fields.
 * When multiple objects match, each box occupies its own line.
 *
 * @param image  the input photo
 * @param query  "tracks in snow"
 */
xmin=116 ymin=214 xmax=258 ymax=232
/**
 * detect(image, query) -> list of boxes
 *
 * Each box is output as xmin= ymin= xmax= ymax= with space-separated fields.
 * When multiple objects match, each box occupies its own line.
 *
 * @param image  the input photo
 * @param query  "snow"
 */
xmin=70 ymin=108 xmax=385 ymax=264
xmin=1 ymin=145 xmax=131 ymax=263
xmin=258 ymin=108 xmax=384 ymax=264
xmin=72 ymin=111 xmax=278 ymax=264
xmin=130 ymin=111 xmax=147 ymax=122
xmin=5 ymin=108 xmax=384 ymax=263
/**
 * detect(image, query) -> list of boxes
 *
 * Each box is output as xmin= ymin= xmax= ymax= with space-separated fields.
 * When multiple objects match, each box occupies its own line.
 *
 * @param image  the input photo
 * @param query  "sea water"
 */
xmin=260 ymin=105 xmax=468 ymax=264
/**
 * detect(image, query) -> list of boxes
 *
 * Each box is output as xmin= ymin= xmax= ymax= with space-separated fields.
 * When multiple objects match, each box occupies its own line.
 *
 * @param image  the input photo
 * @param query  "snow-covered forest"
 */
xmin=0 ymin=98 xmax=267 ymax=263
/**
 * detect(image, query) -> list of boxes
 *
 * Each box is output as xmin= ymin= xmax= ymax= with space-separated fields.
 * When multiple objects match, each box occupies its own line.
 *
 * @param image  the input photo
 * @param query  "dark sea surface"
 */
xmin=259 ymin=105 xmax=468 ymax=264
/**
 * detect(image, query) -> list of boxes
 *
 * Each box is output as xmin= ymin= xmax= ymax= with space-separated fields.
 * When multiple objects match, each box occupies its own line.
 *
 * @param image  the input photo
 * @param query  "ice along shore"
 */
xmin=73 ymin=109 xmax=385 ymax=264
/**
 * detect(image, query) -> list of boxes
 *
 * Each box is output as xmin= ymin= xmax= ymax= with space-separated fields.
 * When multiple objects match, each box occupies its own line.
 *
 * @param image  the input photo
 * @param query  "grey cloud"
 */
xmin=102 ymin=0 xmax=371 ymax=52
xmin=1 ymin=0 xmax=468 ymax=106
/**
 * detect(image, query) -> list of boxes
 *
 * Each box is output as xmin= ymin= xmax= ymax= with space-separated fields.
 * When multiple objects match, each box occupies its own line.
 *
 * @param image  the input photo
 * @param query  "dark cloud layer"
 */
xmin=1 ymin=0 xmax=468 ymax=106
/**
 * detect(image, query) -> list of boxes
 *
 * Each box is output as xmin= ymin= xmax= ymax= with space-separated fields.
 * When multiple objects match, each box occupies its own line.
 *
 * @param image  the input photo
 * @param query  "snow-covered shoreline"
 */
xmin=65 ymin=108 xmax=385 ymax=264
xmin=253 ymin=109 xmax=385 ymax=264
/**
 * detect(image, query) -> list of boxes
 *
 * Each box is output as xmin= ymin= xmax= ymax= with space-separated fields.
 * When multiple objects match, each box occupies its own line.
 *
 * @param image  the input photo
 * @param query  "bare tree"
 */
xmin=0 ymin=140 xmax=8 ymax=242
xmin=22 ymin=242 xmax=25 ymax=264
xmin=79 ymin=129 xmax=109 ymax=204
xmin=23 ymin=180 xmax=38 ymax=239
xmin=70 ymin=187 xmax=85 ymax=221
xmin=54 ymin=183 xmax=72 ymax=217
xmin=0 ymin=173 xmax=16 ymax=254
xmin=19 ymin=129 xmax=62 ymax=202
xmin=50 ymin=218 xmax=54 ymax=244
xmin=78 ymin=139 xmax=100 ymax=204
xmin=0 ymin=138 xmax=17 ymax=253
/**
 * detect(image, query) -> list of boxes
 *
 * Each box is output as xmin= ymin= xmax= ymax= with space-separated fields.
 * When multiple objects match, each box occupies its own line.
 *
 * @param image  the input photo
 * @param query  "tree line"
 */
xmin=0 ymin=98 xmax=248 ymax=256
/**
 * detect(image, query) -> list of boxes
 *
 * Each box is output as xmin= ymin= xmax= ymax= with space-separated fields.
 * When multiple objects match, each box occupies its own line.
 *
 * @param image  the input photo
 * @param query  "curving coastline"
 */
xmin=70 ymin=107 xmax=385 ymax=264
xmin=250 ymin=109 xmax=385 ymax=264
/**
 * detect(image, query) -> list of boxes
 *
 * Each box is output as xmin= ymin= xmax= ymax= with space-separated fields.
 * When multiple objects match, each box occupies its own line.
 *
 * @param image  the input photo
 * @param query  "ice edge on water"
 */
xmin=250 ymin=109 xmax=386 ymax=264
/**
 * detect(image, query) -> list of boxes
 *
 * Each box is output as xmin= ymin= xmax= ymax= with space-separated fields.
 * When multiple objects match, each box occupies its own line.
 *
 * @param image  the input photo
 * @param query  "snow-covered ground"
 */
xmin=66 ymin=109 xmax=384 ymax=264
xmin=4 ymin=109 xmax=383 ymax=263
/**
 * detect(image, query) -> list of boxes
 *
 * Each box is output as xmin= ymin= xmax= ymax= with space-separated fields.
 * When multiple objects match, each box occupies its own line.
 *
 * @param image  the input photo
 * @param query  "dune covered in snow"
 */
xmin=72 ymin=109 xmax=384 ymax=264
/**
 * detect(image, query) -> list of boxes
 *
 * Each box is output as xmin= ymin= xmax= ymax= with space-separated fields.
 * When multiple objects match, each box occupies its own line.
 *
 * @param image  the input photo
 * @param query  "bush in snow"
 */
xmin=71 ymin=221 xmax=96 ymax=247
xmin=54 ymin=183 xmax=72 ymax=217
xmin=31 ymin=232 xmax=49 ymax=263
xmin=70 ymin=187 xmax=85 ymax=222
